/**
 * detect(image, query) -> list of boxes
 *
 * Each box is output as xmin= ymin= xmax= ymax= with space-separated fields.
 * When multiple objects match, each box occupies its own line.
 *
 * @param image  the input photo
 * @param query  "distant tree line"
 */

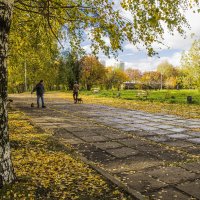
xmin=125 ymin=40 xmax=200 ymax=90
xmin=8 ymin=40 xmax=200 ymax=92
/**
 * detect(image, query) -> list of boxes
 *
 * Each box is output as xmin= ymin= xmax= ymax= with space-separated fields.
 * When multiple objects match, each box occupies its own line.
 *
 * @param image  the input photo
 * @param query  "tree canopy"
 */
xmin=181 ymin=39 xmax=200 ymax=88
xmin=12 ymin=0 xmax=200 ymax=56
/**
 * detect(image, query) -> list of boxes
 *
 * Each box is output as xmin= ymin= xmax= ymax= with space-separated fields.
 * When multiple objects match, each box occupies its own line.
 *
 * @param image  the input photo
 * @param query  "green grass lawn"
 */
xmin=79 ymin=89 xmax=200 ymax=105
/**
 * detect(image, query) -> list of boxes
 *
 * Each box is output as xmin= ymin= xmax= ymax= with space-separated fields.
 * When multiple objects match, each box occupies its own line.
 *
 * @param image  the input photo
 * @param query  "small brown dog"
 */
xmin=77 ymin=98 xmax=83 ymax=103
xmin=31 ymin=103 xmax=34 ymax=107
xmin=7 ymin=99 xmax=13 ymax=108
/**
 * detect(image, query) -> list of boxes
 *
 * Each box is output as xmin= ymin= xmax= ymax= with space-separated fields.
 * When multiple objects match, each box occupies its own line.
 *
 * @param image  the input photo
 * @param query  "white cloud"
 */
xmin=126 ymin=52 xmax=182 ymax=72
xmin=104 ymin=58 xmax=118 ymax=67
xmin=82 ymin=44 xmax=91 ymax=54
xmin=124 ymin=43 xmax=142 ymax=52
xmin=102 ymin=37 xmax=110 ymax=46
xmin=124 ymin=9 xmax=200 ymax=53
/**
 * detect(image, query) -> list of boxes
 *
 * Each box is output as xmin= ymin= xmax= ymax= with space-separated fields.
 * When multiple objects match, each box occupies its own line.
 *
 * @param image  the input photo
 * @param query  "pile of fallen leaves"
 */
xmin=49 ymin=92 xmax=200 ymax=119
xmin=0 ymin=111 xmax=130 ymax=200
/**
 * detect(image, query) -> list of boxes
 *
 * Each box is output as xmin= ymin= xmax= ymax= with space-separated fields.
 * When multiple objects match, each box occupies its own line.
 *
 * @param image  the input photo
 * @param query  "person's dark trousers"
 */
xmin=37 ymin=95 xmax=45 ymax=107
xmin=73 ymin=92 xmax=78 ymax=103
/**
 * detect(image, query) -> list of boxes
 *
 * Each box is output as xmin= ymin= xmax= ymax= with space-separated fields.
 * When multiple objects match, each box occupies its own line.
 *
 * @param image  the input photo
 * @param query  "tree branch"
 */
xmin=46 ymin=0 xmax=63 ymax=48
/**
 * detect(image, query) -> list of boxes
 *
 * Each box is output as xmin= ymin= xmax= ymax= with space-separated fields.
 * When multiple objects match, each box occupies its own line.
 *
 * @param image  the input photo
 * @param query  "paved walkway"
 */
xmin=11 ymin=95 xmax=200 ymax=199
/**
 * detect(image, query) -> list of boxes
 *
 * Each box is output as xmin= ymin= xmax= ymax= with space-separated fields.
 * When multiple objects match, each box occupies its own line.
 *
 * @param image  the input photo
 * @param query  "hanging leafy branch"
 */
xmin=12 ymin=0 xmax=200 ymax=56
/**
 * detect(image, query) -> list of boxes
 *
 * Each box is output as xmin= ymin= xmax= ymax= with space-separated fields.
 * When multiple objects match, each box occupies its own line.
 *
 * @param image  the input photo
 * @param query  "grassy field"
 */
xmin=80 ymin=89 xmax=200 ymax=105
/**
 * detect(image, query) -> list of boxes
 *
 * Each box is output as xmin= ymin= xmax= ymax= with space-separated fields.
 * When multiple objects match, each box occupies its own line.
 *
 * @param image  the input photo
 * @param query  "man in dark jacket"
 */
xmin=31 ymin=80 xmax=46 ymax=108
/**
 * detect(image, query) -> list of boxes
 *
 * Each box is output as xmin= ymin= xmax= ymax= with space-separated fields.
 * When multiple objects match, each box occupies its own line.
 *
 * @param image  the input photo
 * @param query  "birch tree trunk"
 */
xmin=0 ymin=0 xmax=15 ymax=187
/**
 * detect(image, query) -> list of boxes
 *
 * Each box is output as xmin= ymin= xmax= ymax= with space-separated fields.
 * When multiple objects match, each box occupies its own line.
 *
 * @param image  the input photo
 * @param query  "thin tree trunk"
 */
xmin=0 ymin=0 xmax=15 ymax=187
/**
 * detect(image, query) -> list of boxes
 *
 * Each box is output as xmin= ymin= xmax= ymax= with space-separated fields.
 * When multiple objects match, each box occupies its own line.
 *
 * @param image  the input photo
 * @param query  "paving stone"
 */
xmin=79 ymin=148 xmax=115 ymax=164
xmin=104 ymin=155 xmax=162 ymax=173
xmin=53 ymin=129 xmax=77 ymax=139
xmin=147 ymin=166 xmax=196 ymax=184
xmin=94 ymin=141 xmax=124 ymax=150
xmin=162 ymin=140 xmax=193 ymax=148
xmin=119 ymin=138 xmax=149 ymax=148
xmin=150 ymin=188 xmax=192 ymax=200
xmin=133 ymin=142 xmax=163 ymax=154
xmin=187 ymin=138 xmax=200 ymax=144
xmin=180 ymin=162 xmax=200 ymax=174
xmin=155 ymin=150 xmax=187 ymax=161
xmin=107 ymin=118 xmax=124 ymax=123
xmin=147 ymin=136 xmax=169 ymax=142
xmin=140 ymin=126 xmax=160 ymax=131
xmin=117 ymin=172 xmax=166 ymax=193
xmin=162 ymin=120 xmax=182 ymax=125
xmin=145 ymin=122 xmax=160 ymax=126
xmin=72 ymin=131 xmax=98 ymax=137
xmin=63 ymin=127 xmax=88 ymax=132
xmin=131 ymin=119 xmax=148 ymax=124
xmin=111 ymin=125 xmax=130 ymax=130
xmin=120 ymin=126 xmax=139 ymax=132
xmin=36 ymin=122 xmax=62 ymax=126
xmin=151 ymin=129 xmax=176 ymax=135
xmin=116 ymin=119 xmax=131 ymax=123
xmin=155 ymin=124 xmax=175 ymax=129
xmin=64 ymin=126 xmax=101 ymax=133
xmin=167 ymin=133 xmax=191 ymax=139
xmin=149 ymin=118 xmax=165 ymax=122
xmin=148 ymin=115 xmax=164 ymax=119
xmin=168 ymin=128 xmax=188 ymax=133
xmin=163 ymin=114 xmax=180 ymax=118
xmin=106 ymin=147 xmax=139 ymax=158
xmin=177 ymin=119 xmax=191 ymax=123
xmin=187 ymin=119 xmax=200 ymax=124
xmin=42 ymin=125 xmax=60 ymax=129
xmin=80 ymin=135 xmax=108 ymax=142
xmin=31 ymin=119 xmax=51 ymax=123
xmin=183 ymin=146 xmax=200 ymax=155
xmin=187 ymin=132 xmax=200 ymax=137
xmin=73 ymin=143 xmax=100 ymax=153
xmin=63 ymin=138 xmax=85 ymax=145
xmin=133 ymin=124 xmax=151 ymax=129
xmin=102 ymin=121 xmax=120 ymax=126
xmin=134 ymin=131 xmax=157 ymax=137
xmin=105 ymin=133 xmax=131 ymax=140
xmin=58 ymin=124 xmax=76 ymax=128
xmin=187 ymin=125 xmax=200 ymax=129
xmin=177 ymin=179 xmax=200 ymax=199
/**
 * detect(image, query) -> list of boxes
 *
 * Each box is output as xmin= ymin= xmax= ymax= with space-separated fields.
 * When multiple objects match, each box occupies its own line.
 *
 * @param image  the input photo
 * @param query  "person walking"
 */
xmin=73 ymin=81 xmax=79 ymax=104
xmin=31 ymin=80 xmax=46 ymax=108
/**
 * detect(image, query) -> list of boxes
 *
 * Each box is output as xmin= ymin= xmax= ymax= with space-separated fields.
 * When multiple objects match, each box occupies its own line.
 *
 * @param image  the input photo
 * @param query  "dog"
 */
xmin=7 ymin=99 xmax=13 ymax=108
xmin=31 ymin=103 xmax=34 ymax=107
xmin=77 ymin=98 xmax=83 ymax=103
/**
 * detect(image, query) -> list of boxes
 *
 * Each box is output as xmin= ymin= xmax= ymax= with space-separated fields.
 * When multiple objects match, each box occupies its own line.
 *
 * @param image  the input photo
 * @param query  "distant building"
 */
xmin=114 ymin=61 xmax=125 ymax=71
xmin=100 ymin=60 xmax=106 ymax=66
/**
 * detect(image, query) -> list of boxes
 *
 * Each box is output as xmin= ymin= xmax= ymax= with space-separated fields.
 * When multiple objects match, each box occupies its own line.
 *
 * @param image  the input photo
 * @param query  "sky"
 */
xmin=82 ymin=7 xmax=200 ymax=72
